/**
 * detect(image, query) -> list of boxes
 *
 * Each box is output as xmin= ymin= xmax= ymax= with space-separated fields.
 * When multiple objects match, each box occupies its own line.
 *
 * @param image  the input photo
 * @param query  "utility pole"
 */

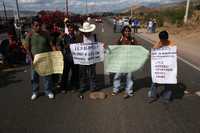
xmin=15 ymin=0 xmax=22 ymax=41
xmin=184 ymin=0 xmax=190 ymax=24
xmin=65 ymin=0 xmax=68 ymax=16
xmin=2 ymin=0 xmax=8 ymax=22
xmin=15 ymin=0 xmax=20 ymax=19
xmin=3 ymin=1 xmax=8 ymax=22
xmin=86 ymin=0 xmax=88 ymax=15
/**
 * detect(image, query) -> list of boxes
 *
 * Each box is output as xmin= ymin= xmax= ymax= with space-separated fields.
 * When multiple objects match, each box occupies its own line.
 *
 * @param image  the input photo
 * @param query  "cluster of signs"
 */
xmin=33 ymin=42 xmax=177 ymax=84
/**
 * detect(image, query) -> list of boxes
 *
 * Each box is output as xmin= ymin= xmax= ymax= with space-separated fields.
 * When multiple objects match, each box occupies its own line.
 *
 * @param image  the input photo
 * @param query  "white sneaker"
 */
xmin=31 ymin=94 xmax=37 ymax=100
xmin=48 ymin=93 xmax=54 ymax=99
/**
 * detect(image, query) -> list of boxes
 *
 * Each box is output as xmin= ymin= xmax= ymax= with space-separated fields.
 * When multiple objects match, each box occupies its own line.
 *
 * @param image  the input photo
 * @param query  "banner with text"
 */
xmin=70 ymin=42 xmax=104 ymax=65
xmin=33 ymin=51 xmax=64 ymax=76
xmin=151 ymin=46 xmax=177 ymax=84
xmin=105 ymin=45 xmax=149 ymax=73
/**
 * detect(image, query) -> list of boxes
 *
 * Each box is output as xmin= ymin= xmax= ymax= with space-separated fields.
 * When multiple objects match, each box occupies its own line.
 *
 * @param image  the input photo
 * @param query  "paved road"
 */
xmin=0 ymin=18 xmax=200 ymax=133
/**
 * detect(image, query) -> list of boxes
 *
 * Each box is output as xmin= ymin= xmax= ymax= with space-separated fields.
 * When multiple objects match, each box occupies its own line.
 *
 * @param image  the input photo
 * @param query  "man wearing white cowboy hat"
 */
xmin=77 ymin=21 xmax=98 ymax=99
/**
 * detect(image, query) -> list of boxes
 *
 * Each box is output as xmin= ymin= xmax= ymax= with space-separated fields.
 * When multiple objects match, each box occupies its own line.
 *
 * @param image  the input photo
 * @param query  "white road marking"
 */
xmin=177 ymin=57 xmax=200 ymax=72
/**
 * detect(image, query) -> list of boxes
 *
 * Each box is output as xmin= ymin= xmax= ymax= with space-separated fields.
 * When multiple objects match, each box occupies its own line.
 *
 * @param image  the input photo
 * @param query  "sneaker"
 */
xmin=111 ymin=91 xmax=119 ymax=96
xmin=31 ymin=94 xmax=37 ymax=100
xmin=48 ymin=93 xmax=54 ymax=99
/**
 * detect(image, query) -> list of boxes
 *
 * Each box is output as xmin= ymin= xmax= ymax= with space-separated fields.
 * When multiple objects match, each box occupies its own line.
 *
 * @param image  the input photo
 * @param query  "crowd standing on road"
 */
xmin=0 ymin=14 xmax=177 ymax=103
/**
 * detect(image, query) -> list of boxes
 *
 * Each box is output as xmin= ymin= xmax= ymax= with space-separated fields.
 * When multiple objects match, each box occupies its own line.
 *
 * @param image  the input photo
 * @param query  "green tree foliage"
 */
xmin=160 ymin=7 xmax=186 ymax=25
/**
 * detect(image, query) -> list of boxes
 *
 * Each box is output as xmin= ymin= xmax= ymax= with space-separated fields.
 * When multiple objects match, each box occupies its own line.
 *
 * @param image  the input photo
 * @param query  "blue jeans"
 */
xmin=31 ymin=69 xmax=53 ymax=95
xmin=113 ymin=73 xmax=134 ymax=95
xmin=148 ymin=83 xmax=172 ymax=100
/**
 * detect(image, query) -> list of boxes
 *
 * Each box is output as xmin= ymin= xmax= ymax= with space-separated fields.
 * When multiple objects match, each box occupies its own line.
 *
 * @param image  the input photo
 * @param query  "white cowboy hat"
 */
xmin=79 ymin=22 xmax=96 ymax=33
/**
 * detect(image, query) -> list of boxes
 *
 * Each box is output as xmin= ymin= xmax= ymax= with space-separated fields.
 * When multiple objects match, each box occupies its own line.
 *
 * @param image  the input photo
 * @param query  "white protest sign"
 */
xmin=151 ymin=46 xmax=177 ymax=84
xmin=70 ymin=42 xmax=104 ymax=65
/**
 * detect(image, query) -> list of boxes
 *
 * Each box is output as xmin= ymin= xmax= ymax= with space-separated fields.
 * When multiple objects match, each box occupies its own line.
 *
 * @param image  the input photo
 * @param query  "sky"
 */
xmin=0 ymin=0 xmax=185 ymax=14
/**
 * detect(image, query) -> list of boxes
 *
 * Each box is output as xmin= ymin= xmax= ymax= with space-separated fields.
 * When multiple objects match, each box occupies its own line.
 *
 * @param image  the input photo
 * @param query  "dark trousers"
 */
xmin=61 ymin=59 xmax=79 ymax=90
xmin=79 ymin=64 xmax=96 ymax=92
xmin=133 ymin=26 xmax=138 ymax=33
xmin=148 ymin=83 xmax=173 ymax=100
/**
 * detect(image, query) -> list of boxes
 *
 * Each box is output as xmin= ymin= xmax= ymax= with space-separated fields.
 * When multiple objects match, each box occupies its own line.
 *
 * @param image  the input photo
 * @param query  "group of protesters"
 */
xmin=21 ymin=15 xmax=175 ymax=104
xmin=113 ymin=16 xmax=158 ymax=34
xmin=23 ymin=16 xmax=102 ymax=100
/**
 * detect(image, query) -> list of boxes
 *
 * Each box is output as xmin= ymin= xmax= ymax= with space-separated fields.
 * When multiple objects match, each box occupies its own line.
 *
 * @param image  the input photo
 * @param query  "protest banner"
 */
xmin=151 ymin=46 xmax=177 ymax=84
xmin=104 ymin=45 xmax=149 ymax=73
xmin=33 ymin=51 xmax=64 ymax=76
xmin=70 ymin=42 xmax=104 ymax=65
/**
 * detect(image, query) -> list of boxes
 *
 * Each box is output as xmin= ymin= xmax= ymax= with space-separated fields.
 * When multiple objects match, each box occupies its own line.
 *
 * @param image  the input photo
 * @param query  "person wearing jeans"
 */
xmin=148 ymin=83 xmax=173 ymax=103
xmin=113 ymin=73 xmax=134 ymax=98
xmin=148 ymin=30 xmax=176 ymax=103
xmin=112 ymin=26 xmax=138 ymax=99
xmin=24 ymin=16 xmax=55 ymax=100
xmin=31 ymin=69 xmax=53 ymax=97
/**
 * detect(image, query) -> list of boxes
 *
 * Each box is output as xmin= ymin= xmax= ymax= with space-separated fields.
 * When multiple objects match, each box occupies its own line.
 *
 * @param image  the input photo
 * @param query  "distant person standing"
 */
xmin=148 ymin=31 xmax=176 ymax=104
xmin=152 ymin=19 xmax=157 ymax=33
xmin=132 ymin=18 xmax=140 ymax=33
xmin=147 ymin=19 xmax=153 ymax=33
xmin=113 ymin=17 xmax=117 ymax=33
xmin=24 ymin=17 xmax=55 ymax=100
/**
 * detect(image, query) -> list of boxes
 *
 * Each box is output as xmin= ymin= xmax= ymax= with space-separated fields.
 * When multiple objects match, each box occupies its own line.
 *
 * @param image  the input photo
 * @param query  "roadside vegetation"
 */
xmin=118 ymin=1 xmax=200 ymax=28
